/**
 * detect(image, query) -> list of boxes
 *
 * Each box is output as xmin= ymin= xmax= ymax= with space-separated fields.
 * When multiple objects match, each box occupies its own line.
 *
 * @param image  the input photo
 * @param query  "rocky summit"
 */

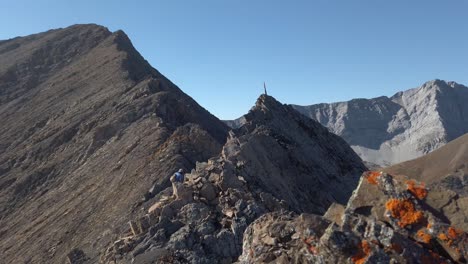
xmin=101 ymin=95 xmax=366 ymax=263
xmin=0 ymin=24 xmax=229 ymax=263
xmin=290 ymin=80 xmax=468 ymax=167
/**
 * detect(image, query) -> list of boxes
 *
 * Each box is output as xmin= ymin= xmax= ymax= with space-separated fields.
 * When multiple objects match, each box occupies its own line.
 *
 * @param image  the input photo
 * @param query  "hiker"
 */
xmin=140 ymin=169 xmax=185 ymax=203
xmin=170 ymin=168 xmax=185 ymax=199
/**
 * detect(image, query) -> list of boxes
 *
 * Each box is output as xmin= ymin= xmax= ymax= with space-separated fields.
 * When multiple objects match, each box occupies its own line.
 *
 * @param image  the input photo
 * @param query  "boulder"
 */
xmin=66 ymin=248 xmax=87 ymax=264
xmin=199 ymin=182 xmax=217 ymax=201
xmin=323 ymin=203 xmax=345 ymax=226
xmin=178 ymin=203 xmax=212 ymax=225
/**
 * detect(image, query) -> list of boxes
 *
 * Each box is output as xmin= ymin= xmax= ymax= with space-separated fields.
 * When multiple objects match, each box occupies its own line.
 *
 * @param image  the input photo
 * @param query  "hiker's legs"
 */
xmin=172 ymin=182 xmax=179 ymax=199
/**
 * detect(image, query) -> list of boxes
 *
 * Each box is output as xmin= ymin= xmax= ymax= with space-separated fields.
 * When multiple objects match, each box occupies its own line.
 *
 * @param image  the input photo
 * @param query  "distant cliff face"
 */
xmin=292 ymin=80 xmax=468 ymax=166
xmin=0 ymin=24 xmax=228 ymax=263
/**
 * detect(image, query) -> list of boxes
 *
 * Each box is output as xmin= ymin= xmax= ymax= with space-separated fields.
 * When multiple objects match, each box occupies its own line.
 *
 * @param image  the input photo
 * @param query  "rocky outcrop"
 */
xmin=290 ymin=80 xmax=468 ymax=166
xmin=0 ymin=24 xmax=228 ymax=263
xmin=238 ymin=171 xmax=468 ymax=263
xmin=102 ymin=158 xmax=282 ymax=264
xmin=384 ymin=133 xmax=468 ymax=231
xmin=101 ymin=95 xmax=366 ymax=263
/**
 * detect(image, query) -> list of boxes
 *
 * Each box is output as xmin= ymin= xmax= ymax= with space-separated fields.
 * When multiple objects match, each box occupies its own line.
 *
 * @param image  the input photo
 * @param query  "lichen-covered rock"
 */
xmin=384 ymin=133 xmax=468 ymax=231
xmin=237 ymin=172 xmax=468 ymax=264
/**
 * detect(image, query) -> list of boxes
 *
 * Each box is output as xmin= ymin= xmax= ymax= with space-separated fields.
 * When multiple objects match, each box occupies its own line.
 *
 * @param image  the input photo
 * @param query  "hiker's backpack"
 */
xmin=174 ymin=172 xmax=183 ymax=182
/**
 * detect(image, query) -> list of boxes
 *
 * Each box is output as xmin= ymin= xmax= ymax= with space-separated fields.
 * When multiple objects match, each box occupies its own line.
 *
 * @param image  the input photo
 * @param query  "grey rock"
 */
xmin=199 ymin=182 xmax=217 ymax=201
xmin=178 ymin=203 xmax=211 ymax=225
xmin=167 ymin=225 xmax=195 ymax=250
xmin=66 ymin=248 xmax=87 ymax=264
xmin=196 ymin=221 xmax=216 ymax=236
xmin=215 ymin=229 xmax=239 ymax=257
xmin=231 ymin=217 xmax=248 ymax=238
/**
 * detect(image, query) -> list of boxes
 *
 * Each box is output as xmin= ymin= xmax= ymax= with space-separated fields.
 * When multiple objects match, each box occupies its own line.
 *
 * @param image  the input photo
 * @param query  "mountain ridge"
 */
xmin=100 ymin=94 xmax=367 ymax=263
xmin=0 ymin=24 xmax=229 ymax=263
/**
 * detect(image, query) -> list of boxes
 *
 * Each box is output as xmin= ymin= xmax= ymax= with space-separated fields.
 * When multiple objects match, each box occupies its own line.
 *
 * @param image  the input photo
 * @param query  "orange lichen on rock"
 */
xmin=417 ymin=229 xmax=432 ymax=244
xmin=438 ymin=233 xmax=448 ymax=241
xmin=385 ymin=198 xmax=425 ymax=228
xmin=308 ymin=245 xmax=319 ymax=255
xmin=303 ymin=236 xmax=319 ymax=255
xmin=447 ymin=226 xmax=462 ymax=240
xmin=303 ymin=236 xmax=315 ymax=244
xmin=352 ymin=240 xmax=371 ymax=264
xmin=405 ymin=180 xmax=428 ymax=200
xmin=366 ymin=171 xmax=381 ymax=185
xmin=438 ymin=226 xmax=464 ymax=247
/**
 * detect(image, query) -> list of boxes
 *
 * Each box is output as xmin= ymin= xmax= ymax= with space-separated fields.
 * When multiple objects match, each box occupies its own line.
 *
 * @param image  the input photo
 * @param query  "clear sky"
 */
xmin=1 ymin=1 xmax=467 ymax=119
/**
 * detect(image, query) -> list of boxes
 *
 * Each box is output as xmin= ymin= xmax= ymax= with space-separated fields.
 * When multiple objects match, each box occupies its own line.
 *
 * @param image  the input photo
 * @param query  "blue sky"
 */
xmin=1 ymin=1 xmax=467 ymax=119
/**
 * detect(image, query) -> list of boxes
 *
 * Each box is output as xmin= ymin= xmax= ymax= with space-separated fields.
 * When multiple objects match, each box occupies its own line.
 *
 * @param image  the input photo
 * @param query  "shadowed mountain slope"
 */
xmin=384 ymin=133 xmax=468 ymax=186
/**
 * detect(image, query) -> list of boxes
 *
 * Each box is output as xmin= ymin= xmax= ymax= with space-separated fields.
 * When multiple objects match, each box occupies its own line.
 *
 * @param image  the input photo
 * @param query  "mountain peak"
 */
xmin=256 ymin=93 xmax=280 ymax=105
xmin=418 ymin=79 xmax=467 ymax=92
xmin=253 ymin=94 xmax=284 ymax=113
xmin=232 ymin=94 xmax=366 ymax=210
xmin=424 ymin=78 xmax=446 ymax=86
xmin=111 ymin=29 xmax=133 ymax=49
xmin=64 ymin=23 xmax=111 ymax=33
